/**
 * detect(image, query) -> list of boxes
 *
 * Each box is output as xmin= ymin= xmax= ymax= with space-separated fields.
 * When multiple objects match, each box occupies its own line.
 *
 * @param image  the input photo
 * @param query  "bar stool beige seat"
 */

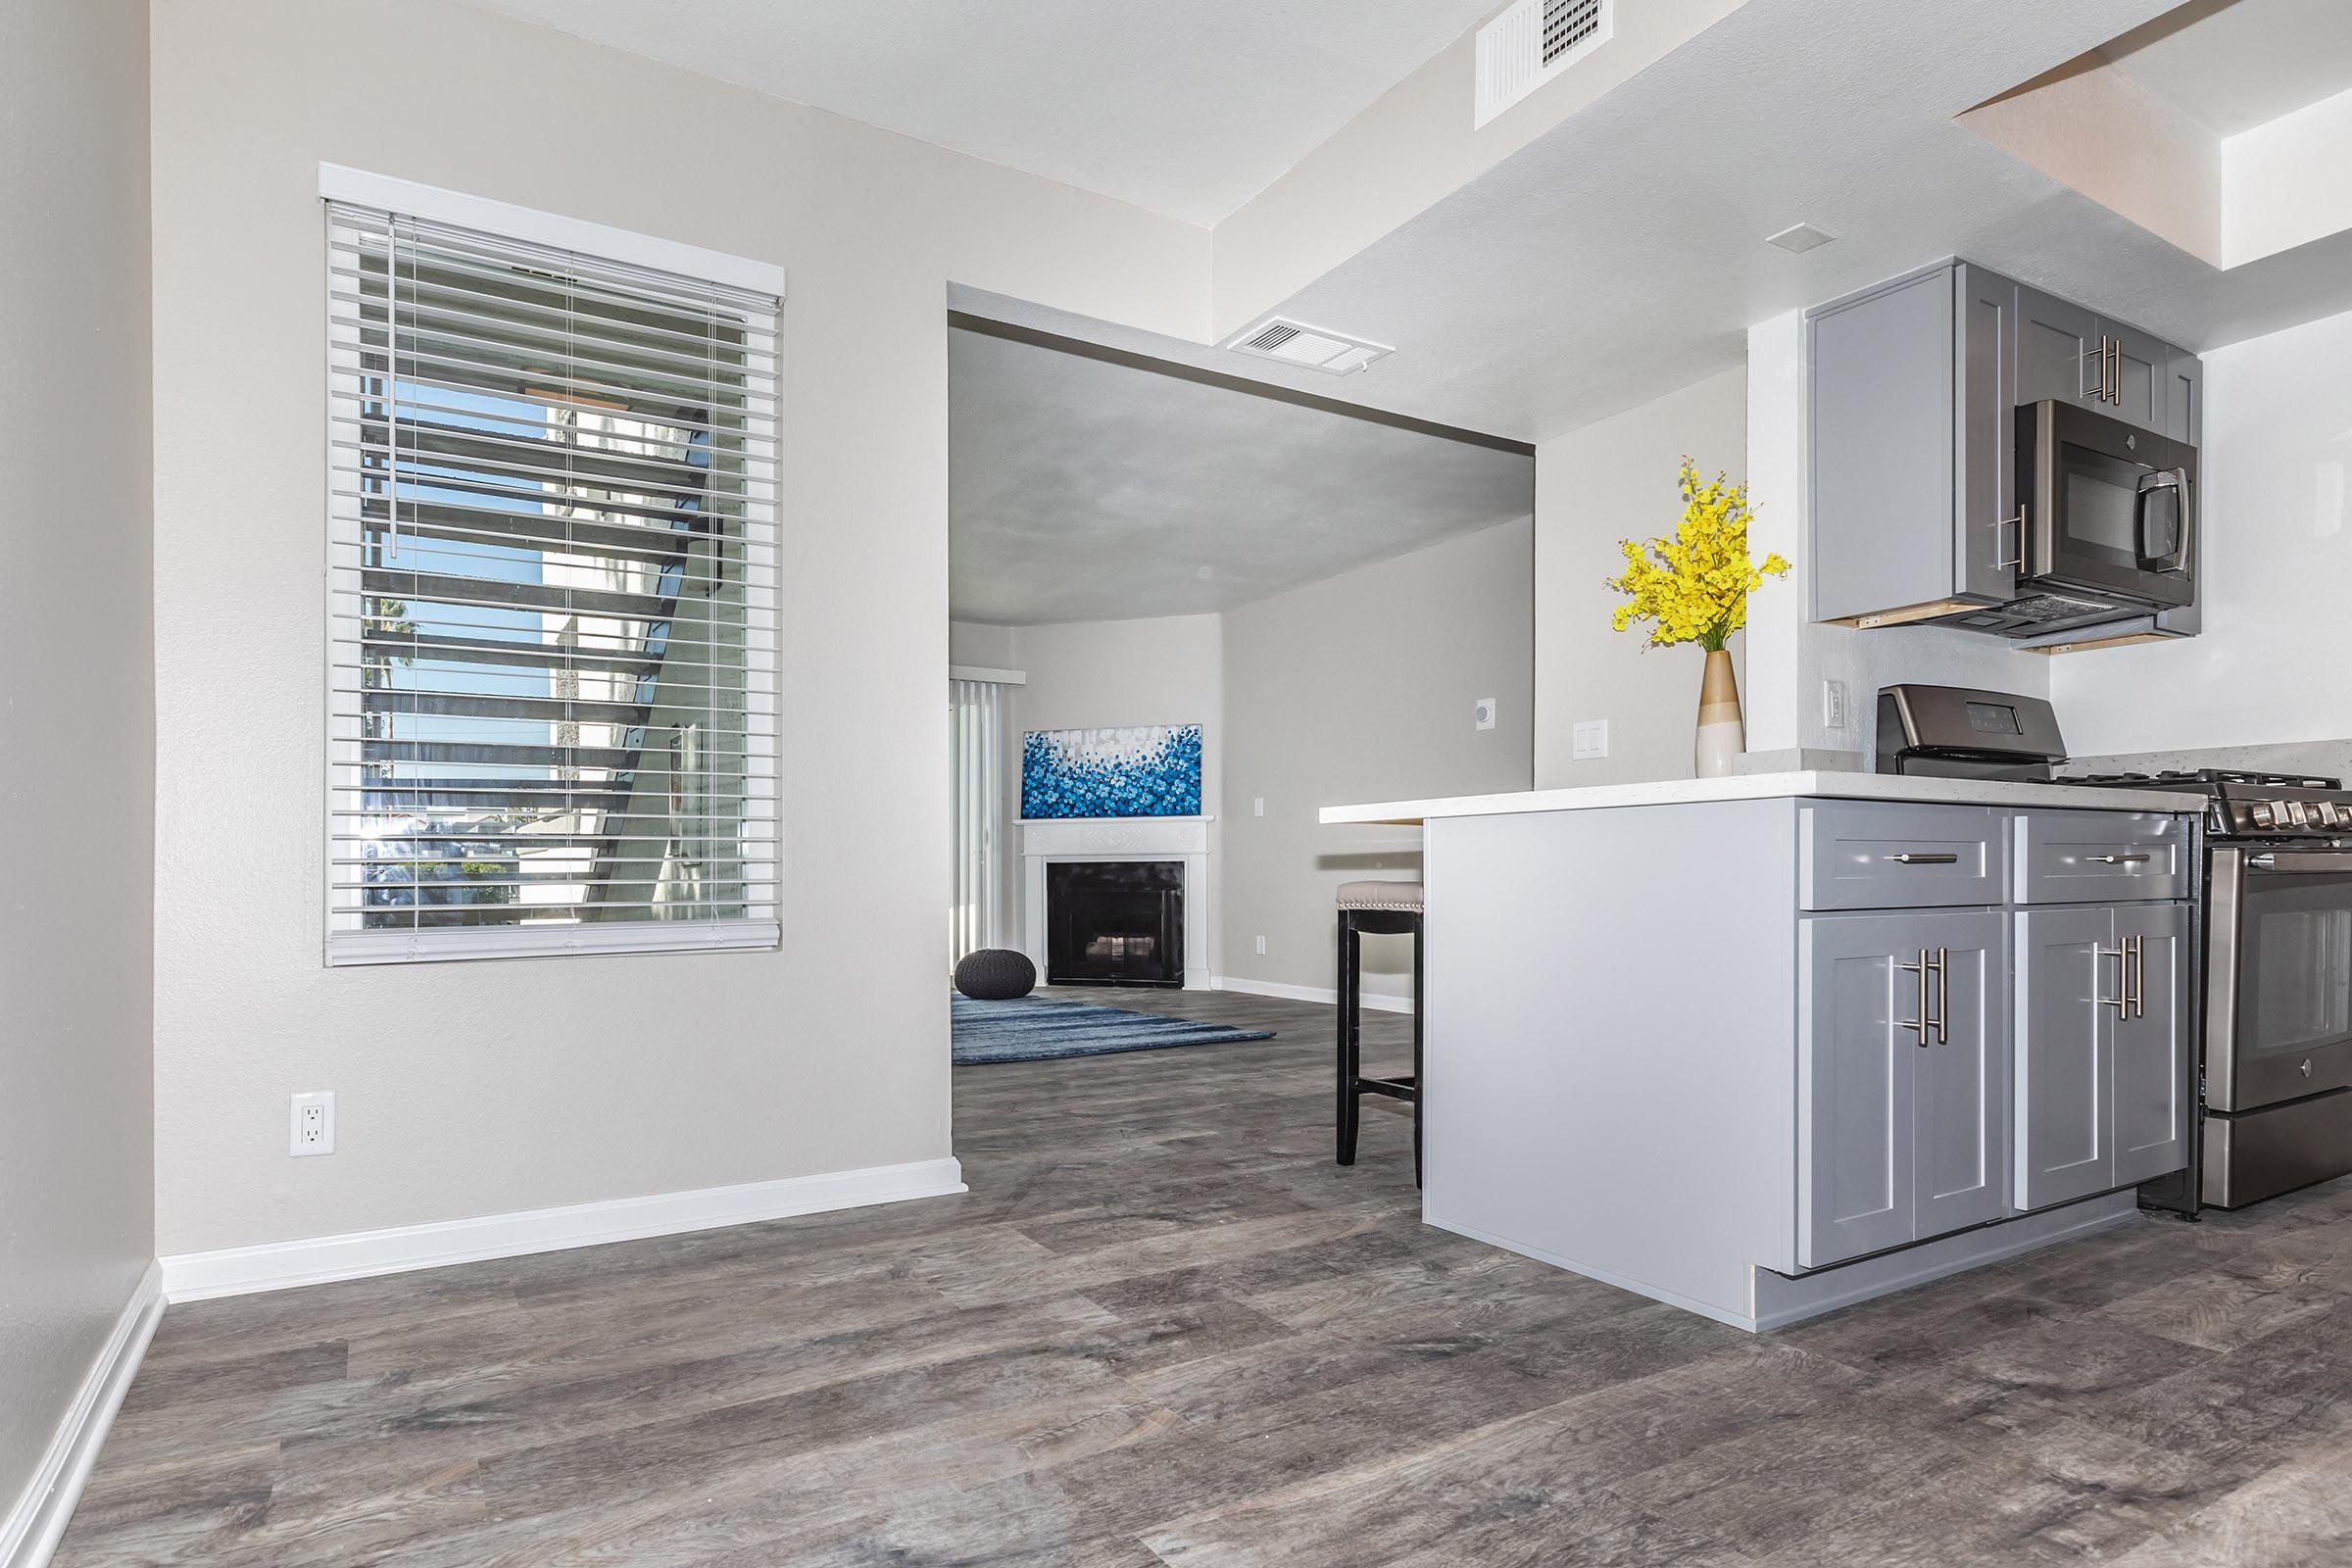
xmin=1335 ymin=880 xmax=1423 ymax=1184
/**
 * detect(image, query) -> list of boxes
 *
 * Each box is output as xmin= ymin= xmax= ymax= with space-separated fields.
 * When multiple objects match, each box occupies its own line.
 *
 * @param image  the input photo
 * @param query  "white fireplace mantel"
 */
xmin=1020 ymin=816 xmax=1213 ymax=989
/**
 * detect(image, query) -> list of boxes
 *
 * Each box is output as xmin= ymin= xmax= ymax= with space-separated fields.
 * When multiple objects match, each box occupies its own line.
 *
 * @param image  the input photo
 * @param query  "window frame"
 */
xmin=318 ymin=165 xmax=785 ymax=965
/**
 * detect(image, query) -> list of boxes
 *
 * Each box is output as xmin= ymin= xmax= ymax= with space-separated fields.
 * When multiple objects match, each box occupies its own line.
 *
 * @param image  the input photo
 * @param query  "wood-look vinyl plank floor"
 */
xmin=53 ymin=985 xmax=2352 ymax=1566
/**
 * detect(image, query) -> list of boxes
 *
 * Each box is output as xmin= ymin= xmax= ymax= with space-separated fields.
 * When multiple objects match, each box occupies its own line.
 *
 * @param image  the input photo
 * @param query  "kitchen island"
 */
xmin=1320 ymin=772 xmax=2206 ymax=1331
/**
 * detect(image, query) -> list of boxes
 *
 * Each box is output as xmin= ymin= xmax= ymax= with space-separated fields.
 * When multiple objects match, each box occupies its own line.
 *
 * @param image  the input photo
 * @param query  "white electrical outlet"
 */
xmin=1255 ymin=935 xmax=1267 ymax=956
xmin=1474 ymin=697 xmax=1497 ymax=731
xmin=1252 ymin=797 xmax=1264 ymax=817
xmin=1822 ymin=678 xmax=1848 ymax=731
xmin=290 ymin=1091 xmax=334 ymax=1156
xmin=1572 ymin=719 xmax=1608 ymax=760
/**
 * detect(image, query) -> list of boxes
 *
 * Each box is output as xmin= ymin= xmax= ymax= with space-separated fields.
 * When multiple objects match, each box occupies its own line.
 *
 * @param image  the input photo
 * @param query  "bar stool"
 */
xmin=1335 ymin=880 xmax=1424 ymax=1185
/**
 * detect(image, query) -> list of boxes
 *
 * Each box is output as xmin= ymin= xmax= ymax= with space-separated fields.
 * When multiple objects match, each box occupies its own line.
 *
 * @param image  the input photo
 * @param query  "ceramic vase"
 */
xmin=1693 ymin=647 xmax=1743 ymax=779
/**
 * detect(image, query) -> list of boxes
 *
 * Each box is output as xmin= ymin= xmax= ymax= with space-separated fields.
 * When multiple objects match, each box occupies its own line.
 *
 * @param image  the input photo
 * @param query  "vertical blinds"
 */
xmin=948 ymin=678 xmax=1005 ymax=966
xmin=324 ymin=201 xmax=781 ymax=963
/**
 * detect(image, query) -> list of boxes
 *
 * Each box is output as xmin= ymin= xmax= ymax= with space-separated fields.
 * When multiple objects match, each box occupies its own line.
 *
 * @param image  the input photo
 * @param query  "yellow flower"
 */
xmin=1602 ymin=458 xmax=1789 ymax=653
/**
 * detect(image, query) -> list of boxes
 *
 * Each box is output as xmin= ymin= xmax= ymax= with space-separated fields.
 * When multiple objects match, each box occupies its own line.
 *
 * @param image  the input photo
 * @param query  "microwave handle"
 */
xmin=2137 ymin=467 xmax=2192 ymax=574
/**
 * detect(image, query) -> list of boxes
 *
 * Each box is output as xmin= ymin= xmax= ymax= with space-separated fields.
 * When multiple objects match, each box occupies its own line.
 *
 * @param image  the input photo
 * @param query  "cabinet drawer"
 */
xmin=2014 ymin=810 xmax=2190 ymax=904
xmin=1800 ymin=803 xmax=2005 ymax=910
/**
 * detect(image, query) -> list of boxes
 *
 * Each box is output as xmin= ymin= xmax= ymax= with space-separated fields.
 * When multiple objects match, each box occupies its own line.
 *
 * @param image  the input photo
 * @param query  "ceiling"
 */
xmin=986 ymin=0 xmax=2352 ymax=446
xmin=2102 ymin=0 xmax=2352 ymax=136
xmin=949 ymin=325 xmax=1533 ymax=624
xmin=452 ymin=0 xmax=1499 ymax=224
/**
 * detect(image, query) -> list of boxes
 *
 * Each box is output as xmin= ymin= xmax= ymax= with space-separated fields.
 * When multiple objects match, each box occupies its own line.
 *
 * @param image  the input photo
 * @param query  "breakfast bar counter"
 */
xmin=1319 ymin=772 xmax=2206 ymax=1331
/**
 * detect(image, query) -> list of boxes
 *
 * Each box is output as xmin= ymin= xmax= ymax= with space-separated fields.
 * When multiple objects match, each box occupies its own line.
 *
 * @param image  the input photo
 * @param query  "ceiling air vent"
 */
xmin=1226 ymin=318 xmax=1394 ymax=375
xmin=1475 ymin=0 xmax=1611 ymax=128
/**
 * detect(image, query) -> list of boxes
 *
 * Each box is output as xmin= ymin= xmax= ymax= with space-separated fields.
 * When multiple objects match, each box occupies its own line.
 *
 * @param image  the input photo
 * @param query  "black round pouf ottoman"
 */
xmin=955 ymin=948 xmax=1037 ymax=1001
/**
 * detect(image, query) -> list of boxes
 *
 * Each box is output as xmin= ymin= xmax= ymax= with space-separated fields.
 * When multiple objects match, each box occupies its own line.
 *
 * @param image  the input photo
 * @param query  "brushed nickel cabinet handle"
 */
xmin=2098 ymin=944 xmax=2130 ymax=1017
xmin=1928 ymin=946 xmax=1950 ymax=1045
xmin=1898 ymin=949 xmax=1932 ymax=1046
xmin=1886 ymin=852 xmax=1960 ymax=865
xmin=2087 ymin=853 xmax=2151 ymax=864
xmin=1994 ymin=509 xmax=2026 ymax=569
xmin=2128 ymin=933 xmax=2145 ymax=1019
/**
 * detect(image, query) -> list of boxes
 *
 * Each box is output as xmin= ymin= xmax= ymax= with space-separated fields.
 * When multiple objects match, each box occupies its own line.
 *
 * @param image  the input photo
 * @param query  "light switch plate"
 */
xmin=1822 ymin=679 xmax=1848 ymax=731
xmin=1474 ymin=697 xmax=1497 ymax=731
xmin=1571 ymin=719 xmax=1608 ymax=760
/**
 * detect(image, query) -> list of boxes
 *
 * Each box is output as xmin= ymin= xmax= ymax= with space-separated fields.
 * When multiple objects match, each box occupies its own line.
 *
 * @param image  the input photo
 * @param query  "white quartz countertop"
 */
xmin=1318 ymin=770 xmax=2208 ymax=826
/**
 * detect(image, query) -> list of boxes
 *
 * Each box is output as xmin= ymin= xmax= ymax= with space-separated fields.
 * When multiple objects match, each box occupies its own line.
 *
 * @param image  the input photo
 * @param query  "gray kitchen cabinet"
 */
xmin=1809 ymin=266 xmax=1963 ymax=626
xmin=1955 ymin=264 xmax=2021 ymax=605
xmin=2113 ymin=902 xmax=2192 ymax=1186
xmin=2102 ymin=318 xmax=2169 ymax=434
xmin=2015 ymin=906 xmax=2112 ymax=1210
xmin=1799 ymin=908 xmax=2006 ymax=1268
xmin=2015 ymin=284 xmax=2099 ymax=409
xmin=2165 ymin=344 xmax=2202 ymax=446
xmin=2014 ymin=901 xmax=2190 ymax=1209
xmin=1810 ymin=260 xmax=2202 ymax=643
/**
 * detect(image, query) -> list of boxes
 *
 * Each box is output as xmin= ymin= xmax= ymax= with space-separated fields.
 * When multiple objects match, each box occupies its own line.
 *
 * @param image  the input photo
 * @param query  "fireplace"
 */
xmin=1046 ymin=860 xmax=1185 ymax=987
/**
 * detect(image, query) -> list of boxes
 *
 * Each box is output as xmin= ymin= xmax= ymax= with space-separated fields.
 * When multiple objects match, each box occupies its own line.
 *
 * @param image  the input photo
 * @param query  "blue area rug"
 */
xmin=952 ymin=994 xmax=1275 ymax=1065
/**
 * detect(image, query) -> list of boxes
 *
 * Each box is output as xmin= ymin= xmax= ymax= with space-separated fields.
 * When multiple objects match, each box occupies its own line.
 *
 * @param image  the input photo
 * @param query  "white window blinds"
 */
xmin=324 ymin=197 xmax=781 ymax=964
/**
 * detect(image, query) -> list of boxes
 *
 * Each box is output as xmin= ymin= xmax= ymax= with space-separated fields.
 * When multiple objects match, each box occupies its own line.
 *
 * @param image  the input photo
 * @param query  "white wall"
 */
xmin=1003 ymin=615 xmax=1225 ymax=973
xmin=0 ymin=0 xmax=157 ymax=1521
xmin=1534 ymin=368 xmax=1753 ymax=785
xmin=949 ymin=619 xmax=1020 ymax=670
xmin=1222 ymin=520 xmax=1534 ymax=1004
xmin=2055 ymin=308 xmax=2352 ymax=756
xmin=148 ymin=0 xmax=1208 ymax=1258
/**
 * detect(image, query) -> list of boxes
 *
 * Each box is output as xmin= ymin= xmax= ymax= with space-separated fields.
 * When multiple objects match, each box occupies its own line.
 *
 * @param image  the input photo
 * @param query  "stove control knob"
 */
xmin=2320 ymin=803 xmax=2344 ymax=829
xmin=2286 ymin=801 xmax=2312 ymax=828
xmin=2251 ymin=803 xmax=2278 ymax=829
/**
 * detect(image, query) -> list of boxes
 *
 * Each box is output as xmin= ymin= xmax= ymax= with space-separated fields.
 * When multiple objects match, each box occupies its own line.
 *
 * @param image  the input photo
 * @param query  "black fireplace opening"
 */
xmin=1046 ymin=860 xmax=1185 ymax=988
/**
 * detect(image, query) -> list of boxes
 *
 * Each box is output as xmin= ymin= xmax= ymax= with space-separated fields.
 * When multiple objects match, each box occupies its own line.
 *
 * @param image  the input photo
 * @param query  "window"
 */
xmin=323 ymin=171 xmax=781 ymax=963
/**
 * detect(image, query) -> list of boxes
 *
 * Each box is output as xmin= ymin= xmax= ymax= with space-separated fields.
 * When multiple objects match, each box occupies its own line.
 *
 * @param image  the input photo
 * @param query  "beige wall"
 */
xmin=1003 ymin=615 xmax=1225 ymax=973
xmin=1221 ymin=520 xmax=1534 ymax=1005
xmin=148 ymin=0 xmax=1208 ymax=1256
xmin=1534 ymin=368 xmax=1752 ymax=786
xmin=0 ymin=0 xmax=157 ymax=1515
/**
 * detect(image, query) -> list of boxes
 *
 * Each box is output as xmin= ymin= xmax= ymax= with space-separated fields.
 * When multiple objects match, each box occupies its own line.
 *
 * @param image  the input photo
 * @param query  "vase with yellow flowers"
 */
xmin=1605 ymin=460 xmax=1790 ymax=778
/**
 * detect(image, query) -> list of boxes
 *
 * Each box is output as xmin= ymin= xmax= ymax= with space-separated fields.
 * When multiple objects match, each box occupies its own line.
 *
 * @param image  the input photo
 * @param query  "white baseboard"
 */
xmin=2 ymin=1261 xmax=164 ymax=1568
xmin=1216 ymin=975 xmax=1415 ymax=1014
xmin=160 ymin=1157 xmax=967 ymax=1304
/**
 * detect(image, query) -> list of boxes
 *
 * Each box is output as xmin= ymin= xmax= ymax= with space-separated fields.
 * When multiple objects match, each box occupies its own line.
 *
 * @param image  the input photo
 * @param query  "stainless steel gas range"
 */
xmin=2064 ymin=769 xmax=2352 ymax=1208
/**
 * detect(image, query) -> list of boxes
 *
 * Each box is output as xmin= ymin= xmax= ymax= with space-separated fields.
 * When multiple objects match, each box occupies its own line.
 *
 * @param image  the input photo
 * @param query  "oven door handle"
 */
xmin=2246 ymin=852 xmax=2352 ymax=873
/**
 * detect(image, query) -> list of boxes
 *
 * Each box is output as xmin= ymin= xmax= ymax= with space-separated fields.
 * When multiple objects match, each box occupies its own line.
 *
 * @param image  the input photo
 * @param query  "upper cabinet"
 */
xmin=2165 ymin=347 xmax=2202 ymax=446
xmin=1809 ymin=260 xmax=2201 ymax=647
xmin=2015 ymin=285 xmax=2098 ymax=410
xmin=2015 ymin=283 xmax=2168 ymax=435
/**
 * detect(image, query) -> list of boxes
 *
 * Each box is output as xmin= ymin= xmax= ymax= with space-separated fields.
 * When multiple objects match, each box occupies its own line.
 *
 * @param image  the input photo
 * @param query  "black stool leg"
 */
xmin=1410 ymin=912 xmax=1424 ymax=1189
xmin=1336 ymin=912 xmax=1360 ymax=1165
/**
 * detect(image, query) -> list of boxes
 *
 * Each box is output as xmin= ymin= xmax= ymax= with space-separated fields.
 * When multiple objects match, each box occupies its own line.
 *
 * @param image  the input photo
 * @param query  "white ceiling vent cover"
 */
xmin=1226 ymin=318 xmax=1394 ymax=375
xmin=1475 ymin=0 xmax=1611 ymax=128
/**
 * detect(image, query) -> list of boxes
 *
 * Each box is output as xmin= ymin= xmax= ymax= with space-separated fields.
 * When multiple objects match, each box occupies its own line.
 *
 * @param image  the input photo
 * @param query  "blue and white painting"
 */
xmin=1021 ymin=724 xmax=1202 ymax=819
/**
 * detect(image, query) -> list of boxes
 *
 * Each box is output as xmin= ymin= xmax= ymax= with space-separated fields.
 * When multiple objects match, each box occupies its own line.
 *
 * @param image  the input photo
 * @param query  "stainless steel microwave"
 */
xmin=2015 ymin=398 xmax=2195 ymax=620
